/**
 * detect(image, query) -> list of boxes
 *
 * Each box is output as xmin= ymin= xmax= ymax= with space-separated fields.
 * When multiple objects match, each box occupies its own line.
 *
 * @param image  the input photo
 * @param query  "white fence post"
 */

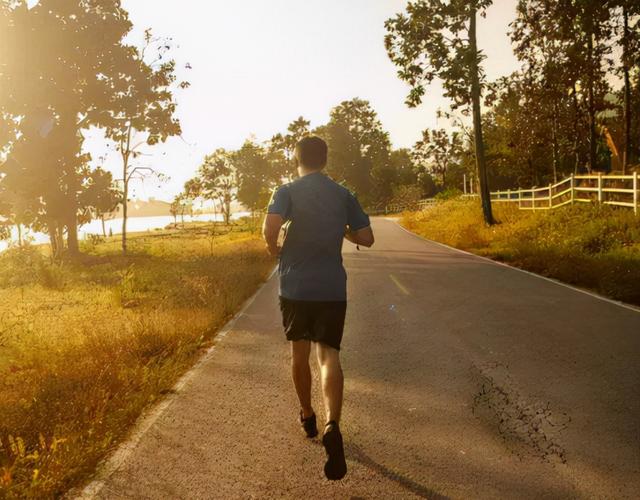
xmin=597 ymin=173 xmax=603 ymax=203
xmin=532 ymin=188 xmax=535 ymax=210
xmin=518 ymin=189 xmax=522 ymax=209
xmin=634 ymin=171 xmax=638 ymax=215
xmin=548 ymin=184 xmax=552 ymax=208
xmin=570 ymin=174 xmax=575 ymax=205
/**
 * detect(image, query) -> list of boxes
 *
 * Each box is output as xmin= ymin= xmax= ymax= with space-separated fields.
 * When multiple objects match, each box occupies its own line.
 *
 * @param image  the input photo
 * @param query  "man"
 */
xmin=262 ymin=136 xmax=374 ymax=481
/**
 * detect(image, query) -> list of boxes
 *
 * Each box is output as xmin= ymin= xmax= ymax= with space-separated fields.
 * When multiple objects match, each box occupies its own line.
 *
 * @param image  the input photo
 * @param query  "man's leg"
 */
xmin=291 ymin=340 xmax=313 ymax=418
xmin=315 ymin=342 xmax=343 ymax=423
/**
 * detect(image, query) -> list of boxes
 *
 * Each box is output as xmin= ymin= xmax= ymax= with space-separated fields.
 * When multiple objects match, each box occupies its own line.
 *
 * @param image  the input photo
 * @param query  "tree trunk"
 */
xmin=121 ymin=123 xmax=132 ymax=255
xmin=122 ymin=178 xmax=128 ymax=254
xmin=48 ymin=222 xmax=59 ymax=259
xmin=571 ymin=83 xmax=581 ymax=174
xmin=551 ymin=102 xmax=559 ymax=183
xmin=67 ymin=212 xmax=79 ymax=255
xmin=622 ymin=6 xmax=631 ymax=173
xmin=587 ymin=28 xmax=597 ymax=171
xmin=224 ymin=195 xmax=231 ymax=225
xmin=101 ymin=216 xmax=107 ymax=238
xmin=469 ymin=5 xmax=494 ymax=225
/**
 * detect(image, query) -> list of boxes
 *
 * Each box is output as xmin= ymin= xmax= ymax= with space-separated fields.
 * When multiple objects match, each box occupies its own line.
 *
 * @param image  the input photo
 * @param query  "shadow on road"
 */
xmin=346 ymin=442 xmax=450 ymax=499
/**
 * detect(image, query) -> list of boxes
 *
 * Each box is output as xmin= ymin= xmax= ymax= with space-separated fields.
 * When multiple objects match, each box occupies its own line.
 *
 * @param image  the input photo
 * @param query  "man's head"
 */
xmin=295 ymin=136 xmax=328 ymax=171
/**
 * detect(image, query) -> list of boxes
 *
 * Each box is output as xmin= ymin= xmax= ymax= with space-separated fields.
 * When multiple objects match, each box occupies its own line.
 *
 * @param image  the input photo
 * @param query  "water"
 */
xmin=0 ymin=212 xmax=250 ymax=252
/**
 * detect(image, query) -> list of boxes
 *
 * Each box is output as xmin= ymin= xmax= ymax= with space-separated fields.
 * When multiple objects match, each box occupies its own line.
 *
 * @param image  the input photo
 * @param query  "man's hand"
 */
xmin=263 ymin=213 xmax=285 ymax=257
xmin=345 ymin=226 xmax=374 ymax=248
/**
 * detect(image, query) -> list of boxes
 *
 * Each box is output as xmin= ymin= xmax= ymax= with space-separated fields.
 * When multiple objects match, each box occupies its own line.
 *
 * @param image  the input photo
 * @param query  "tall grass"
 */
xmin=402 ymin=199 xmax=640 ymax=305
xmin=0 ymin=223 xmax=273 ymax=497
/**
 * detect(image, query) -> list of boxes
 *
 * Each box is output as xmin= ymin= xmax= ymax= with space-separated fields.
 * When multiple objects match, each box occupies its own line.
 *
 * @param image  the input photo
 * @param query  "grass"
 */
xmin=401 ymin=199 xmax=640 ymax=306
xmin=0 ymin=221 xmax=274 ymax=498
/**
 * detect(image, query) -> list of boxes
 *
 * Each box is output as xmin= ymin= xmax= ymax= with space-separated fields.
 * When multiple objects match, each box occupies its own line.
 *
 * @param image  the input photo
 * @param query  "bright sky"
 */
xmin=87 ymin=0 xmax=520 ymax=201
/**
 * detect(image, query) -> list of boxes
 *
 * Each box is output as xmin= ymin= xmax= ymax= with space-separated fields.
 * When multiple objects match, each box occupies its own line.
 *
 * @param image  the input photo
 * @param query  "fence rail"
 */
xmin=491 ymin=173 xmax=639 ymax=214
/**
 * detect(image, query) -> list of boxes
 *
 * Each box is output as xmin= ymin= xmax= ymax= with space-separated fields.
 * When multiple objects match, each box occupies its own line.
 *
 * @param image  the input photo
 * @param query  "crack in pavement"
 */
xmin=471 ymin=363 xmax=571 ymax=465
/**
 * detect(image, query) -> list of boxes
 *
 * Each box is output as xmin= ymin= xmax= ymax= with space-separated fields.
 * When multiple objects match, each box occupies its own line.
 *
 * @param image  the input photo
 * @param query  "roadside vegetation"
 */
xmin=402 ymin=199 xmax=640 ymax=306
xmin=0 ymin=222 xmax=273 ymax=497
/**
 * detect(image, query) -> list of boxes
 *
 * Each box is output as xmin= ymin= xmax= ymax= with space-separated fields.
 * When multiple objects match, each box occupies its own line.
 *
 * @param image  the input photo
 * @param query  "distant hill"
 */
xmin=110 ymin=198 xmax=171 ymax=218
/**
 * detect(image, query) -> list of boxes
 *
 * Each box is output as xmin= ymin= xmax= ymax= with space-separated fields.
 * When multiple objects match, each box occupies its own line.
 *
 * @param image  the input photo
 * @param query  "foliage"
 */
xmin=269 ymin=116 xmax=310 ymax=181
xmin=315 ymin=98 xmax=392 ymax=206
xmin=0 ymin=3 xmax=187 ymax=257
xmin=385 ymin=0 xmax=495 ymax=224
xmin=195 ymin=149 xmax=237 ymax=224
xmin=234 ymin=139 xmax=276 ymax=213
xmin=0 ymin=223 xmax=273 ymax=497
xmin=402 ymin=200 xmax=640 ymax=304
xmin=413 ymin=128 xmax=462 ymax=186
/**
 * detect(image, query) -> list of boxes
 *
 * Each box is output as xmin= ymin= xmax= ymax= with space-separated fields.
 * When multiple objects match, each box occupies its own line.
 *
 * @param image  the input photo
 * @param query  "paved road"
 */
xmin=83 ymin=218 xmax=640 ymax=499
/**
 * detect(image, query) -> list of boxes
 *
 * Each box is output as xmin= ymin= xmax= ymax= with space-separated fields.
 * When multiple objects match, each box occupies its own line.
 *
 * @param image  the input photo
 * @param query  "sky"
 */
xmin=86 ymin=0 xmax=521 ymax=201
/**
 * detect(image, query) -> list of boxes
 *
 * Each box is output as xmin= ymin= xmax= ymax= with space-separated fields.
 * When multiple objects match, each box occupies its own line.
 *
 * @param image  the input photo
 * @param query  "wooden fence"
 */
xmin=491 ymin=173 xmax=639 ymax=214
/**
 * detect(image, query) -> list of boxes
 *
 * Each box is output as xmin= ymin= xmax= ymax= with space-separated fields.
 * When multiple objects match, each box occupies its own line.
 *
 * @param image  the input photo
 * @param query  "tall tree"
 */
xmin=0 ymin=1 xmax=177 ymax=256
xmin=196 ymin=149 xmax=237 ymax=225
xmin=413 ymin=129 xmax=462 ymax=187
xmin=386 ymin=0 xmax=495 ymax=224
xmin=315 ymin=98 xmax=391 ymax=206
xmin=99 ymin=29 xmax=187 ymax=254
xmin=234 ymin=140 xmax=275 ymax=215
xmin=270 ymin=116 xmax=310 ymax=180
xmin=613 ymin=1 xmax=640 ymax=171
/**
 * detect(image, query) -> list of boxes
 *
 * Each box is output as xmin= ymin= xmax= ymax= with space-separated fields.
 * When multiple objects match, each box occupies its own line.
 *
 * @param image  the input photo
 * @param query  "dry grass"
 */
xmin=0 ymin=221 xmax=274 ymax=498
xmin=401 ymin=198 xmax=640 ymax=305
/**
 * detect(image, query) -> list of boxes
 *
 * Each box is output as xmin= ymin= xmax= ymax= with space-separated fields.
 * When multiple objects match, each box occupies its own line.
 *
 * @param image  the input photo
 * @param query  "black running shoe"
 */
xmin=322 ymin=421 xmax=347 ymax=480
xmin=300 ymin=411 xmax=318 ymax=438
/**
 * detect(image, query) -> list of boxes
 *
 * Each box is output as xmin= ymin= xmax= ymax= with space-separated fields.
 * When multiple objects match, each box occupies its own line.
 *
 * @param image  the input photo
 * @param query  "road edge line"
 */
xmin=391 ymin=219 xmax=640 ymax=314
xmin=72 ymin=266 xmax=278 ymax=499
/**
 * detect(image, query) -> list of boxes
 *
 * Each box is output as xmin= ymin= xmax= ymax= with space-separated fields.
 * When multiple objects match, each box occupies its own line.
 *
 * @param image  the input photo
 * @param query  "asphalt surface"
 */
xmin=82 ymin=218 xmax=640 ymax=499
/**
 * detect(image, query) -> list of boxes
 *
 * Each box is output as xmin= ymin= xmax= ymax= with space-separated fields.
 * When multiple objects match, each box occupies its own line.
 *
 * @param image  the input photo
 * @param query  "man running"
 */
xmin=262 ymin=136 xmax=374 ymax=480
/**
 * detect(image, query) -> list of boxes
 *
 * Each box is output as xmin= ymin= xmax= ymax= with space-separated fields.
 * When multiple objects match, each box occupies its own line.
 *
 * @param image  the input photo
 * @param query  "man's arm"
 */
xmin=345 ymin=225 xmax=374 ymax=248
xmin=262 ymin=213 xmax=284 ymax=257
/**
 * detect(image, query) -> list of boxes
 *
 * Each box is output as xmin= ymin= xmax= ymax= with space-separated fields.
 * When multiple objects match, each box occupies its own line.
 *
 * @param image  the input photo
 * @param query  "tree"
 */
xmin=0 ymin=1 xmax=178 ymax=257
xmin=386 ymin=0 xmax=495 ymax=224
xmin=270 ymin=116 xmax=310 ymax=180
xmin=234 ymin=140 xmax=275 ymax=215
xmin=78 ymin=167 xmax=121 ymax=239
xmin=413 ymin=129 xmax=462 ymax=187
xmin=389 ymin=148 xmax=419 ymax=187
xmin=612 ymin=0 xmax=640 ymax=171
xmin=99 ymin=29 xmax=187 ymax=254
xmin=316 ymin=98 xmax=391 ymax=206
xmin=197 ymin=149 xmax=237 ymax=225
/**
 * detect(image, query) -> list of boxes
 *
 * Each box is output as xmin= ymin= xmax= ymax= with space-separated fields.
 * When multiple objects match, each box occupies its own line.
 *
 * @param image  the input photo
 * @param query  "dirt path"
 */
xmin=79 ymin=218 xmax=640 ymax=499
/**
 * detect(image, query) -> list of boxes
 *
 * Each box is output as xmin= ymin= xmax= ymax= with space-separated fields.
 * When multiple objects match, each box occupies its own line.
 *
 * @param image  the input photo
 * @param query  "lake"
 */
xmin=0 ymin=212 xmax=250 ymax=252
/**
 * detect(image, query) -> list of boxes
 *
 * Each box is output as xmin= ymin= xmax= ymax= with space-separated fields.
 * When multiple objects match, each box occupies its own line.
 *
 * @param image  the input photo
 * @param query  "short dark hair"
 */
xmin=295 ymin=136 xmax=328 ymax=170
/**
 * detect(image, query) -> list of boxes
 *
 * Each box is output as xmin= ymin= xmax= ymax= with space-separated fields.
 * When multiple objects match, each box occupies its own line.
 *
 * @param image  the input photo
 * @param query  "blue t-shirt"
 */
xmin=267 ymin=172 xmax=370 ymax=301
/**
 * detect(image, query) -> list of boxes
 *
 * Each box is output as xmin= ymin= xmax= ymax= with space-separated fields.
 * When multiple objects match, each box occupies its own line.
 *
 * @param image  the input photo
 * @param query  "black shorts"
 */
xmin=279 ymin=297 xmax=347 ymax=351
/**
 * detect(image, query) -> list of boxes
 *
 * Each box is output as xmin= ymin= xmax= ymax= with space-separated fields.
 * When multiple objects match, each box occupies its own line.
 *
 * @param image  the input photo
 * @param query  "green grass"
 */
xmin=0 ymin=221 xmax=274 ymax=498
xmin=401 ymin=199 xmax=640 ymax=305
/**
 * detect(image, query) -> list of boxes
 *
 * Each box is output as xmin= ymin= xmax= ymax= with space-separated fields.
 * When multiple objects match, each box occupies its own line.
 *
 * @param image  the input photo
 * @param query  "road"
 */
xmin=81 ymin=218 xmax=640 ymax=499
